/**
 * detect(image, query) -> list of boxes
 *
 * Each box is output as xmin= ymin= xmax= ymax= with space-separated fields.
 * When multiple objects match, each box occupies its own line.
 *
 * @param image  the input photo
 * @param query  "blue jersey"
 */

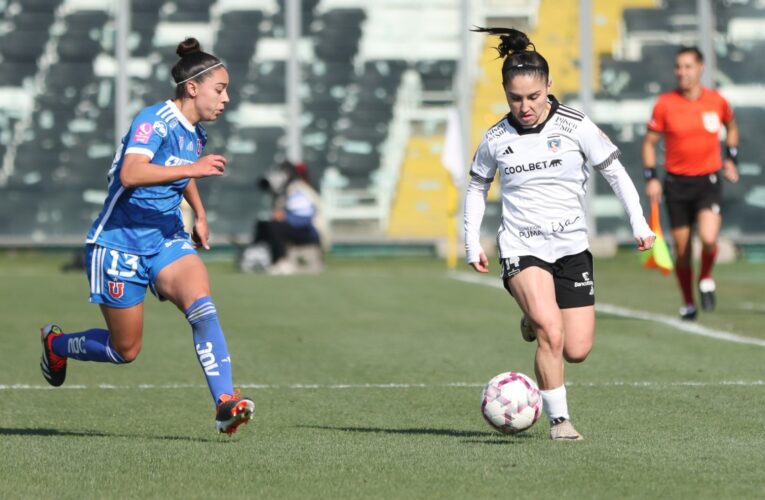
xmin=86 ymin=100 xmax=207 ymax=255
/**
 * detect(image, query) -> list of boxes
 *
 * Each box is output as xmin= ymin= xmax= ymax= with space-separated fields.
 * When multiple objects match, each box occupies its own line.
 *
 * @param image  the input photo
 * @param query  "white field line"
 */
xmin=739 ymin=302 xmax=765 ymax=312
xmin=449 ymin=271 xmax=765 ymax=348
xmin=1 ymin=381 xmax=764 ymax=391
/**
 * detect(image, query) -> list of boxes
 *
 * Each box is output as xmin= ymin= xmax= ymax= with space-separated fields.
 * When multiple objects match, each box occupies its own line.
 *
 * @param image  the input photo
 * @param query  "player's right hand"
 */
xmin=190 ymin=154 xmax=227 ymax=178
xmin=645 ymin=178 xmax=662 ymax=205
xmin=470 ymin=251 xmax=490 ymax=273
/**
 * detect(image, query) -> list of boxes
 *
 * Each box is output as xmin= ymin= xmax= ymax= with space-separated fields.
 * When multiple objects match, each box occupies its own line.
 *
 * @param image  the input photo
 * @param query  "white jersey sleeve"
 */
xmin=578 ymin=119 xmax=653 ymax=240
xmin=464 ymin=137 xmax=497 ymax=263
xmin=577 ymin=115 xmax=620 ymax=170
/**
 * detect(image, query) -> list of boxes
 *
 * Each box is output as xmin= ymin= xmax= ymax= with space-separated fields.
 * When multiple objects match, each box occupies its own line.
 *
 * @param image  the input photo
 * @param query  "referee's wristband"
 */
xmin=725 ymin=146 xmax=739 ymax=165
xmin=643 ymin=167 xmax=658 ymax=181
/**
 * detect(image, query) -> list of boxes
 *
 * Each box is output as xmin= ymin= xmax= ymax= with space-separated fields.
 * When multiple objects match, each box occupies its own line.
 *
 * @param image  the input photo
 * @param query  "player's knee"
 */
xmin=110 ymin=338 xmax=142 ymax=363
xmin=675 ymin=252 xmax=692 ymax=264
xmin=564 ymin=346 xmax=591 ymax=363
xmin=700 ymin=240 xmax=717 ymax=252
xmin=536 ymin=325 xmax=564 ymax=353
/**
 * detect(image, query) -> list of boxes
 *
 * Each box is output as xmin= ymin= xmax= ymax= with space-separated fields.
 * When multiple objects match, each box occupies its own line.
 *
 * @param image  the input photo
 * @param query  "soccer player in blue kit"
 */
xmin=39 ymin=38 xmax=255 ymax=434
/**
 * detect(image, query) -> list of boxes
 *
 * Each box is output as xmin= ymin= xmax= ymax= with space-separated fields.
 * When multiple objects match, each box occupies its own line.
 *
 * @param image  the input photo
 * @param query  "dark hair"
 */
xmin=676 ymin=46 xmax=704 ymax=63
xmin=171 ymin=37 xmax=223 ymax=99
xmin=472 ymin=27 xmax=549 ymax=85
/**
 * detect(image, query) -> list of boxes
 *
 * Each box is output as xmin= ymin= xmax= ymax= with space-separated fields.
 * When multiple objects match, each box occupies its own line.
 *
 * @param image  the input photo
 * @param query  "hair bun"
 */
xmin=176 ymin=37 xmax=202 ymax=58
xmin=471 ymin=26 xmax=534 ymax=58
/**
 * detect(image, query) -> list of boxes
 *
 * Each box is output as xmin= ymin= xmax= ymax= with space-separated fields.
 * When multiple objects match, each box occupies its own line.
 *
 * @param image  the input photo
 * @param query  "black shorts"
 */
xmin=500 ymin=250 xmax=595 ymax=309
xmin=664 ymin=172 xmax=722 ymax=229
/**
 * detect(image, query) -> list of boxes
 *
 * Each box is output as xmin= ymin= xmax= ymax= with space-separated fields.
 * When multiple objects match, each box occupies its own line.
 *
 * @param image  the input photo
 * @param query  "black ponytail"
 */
xmin=472 ymin=27 xmax=549 ymax=85
xmin=171 ymin=37 xmax=223 ymax=99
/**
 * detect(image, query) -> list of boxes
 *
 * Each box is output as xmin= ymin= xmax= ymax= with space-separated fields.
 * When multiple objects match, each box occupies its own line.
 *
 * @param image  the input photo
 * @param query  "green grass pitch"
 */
xmin=1 ymin=250 xmax=764 ymax=499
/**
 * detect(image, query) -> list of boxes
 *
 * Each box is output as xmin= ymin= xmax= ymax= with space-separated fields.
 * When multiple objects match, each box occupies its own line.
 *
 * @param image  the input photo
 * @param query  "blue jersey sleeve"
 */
xmin=124 ymin=109 xmax=170 ymax=161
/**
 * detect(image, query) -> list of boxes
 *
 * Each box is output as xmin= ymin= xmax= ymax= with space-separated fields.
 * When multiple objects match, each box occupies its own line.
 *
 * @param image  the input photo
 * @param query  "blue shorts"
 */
xmin=86 ymin=236 xmax=198 ymax=308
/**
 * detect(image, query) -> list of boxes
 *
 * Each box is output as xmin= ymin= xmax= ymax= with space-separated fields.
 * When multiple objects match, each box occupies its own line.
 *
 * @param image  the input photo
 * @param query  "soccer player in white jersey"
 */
xmin=39 ymin=38 xmax=255 ymax=434
xmin=466 ymin=28 xmax=656 ymax=440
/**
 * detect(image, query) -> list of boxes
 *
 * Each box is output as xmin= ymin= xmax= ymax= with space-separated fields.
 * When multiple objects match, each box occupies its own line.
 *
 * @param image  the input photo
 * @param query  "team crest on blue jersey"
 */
xmin=153 ymin=121 xmax=168 ymax=137
xmin=108 ymin=281 xmax=124 ymax=299
xmin=547 ymin=136 xmax=561 ymax=152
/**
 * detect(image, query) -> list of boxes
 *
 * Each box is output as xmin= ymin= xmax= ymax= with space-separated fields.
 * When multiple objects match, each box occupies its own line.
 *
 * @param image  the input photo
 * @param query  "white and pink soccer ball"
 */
xmin=481 ymin=371 xmax=541 ymax=434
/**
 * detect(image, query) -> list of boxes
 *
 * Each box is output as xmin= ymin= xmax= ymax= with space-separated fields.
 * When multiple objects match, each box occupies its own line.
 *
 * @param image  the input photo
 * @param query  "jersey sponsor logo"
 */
xmin=554 ymin=115 xmax=576 ymax=133
xmin=108 ymin=281 xmax=124 ymax=299
xmin=574 ymin=271 xmax=594 ymax=295
xmin=153 ymin=121 xmax=168 ymax=137
xmin=504 ymin=158 xmax=563 ymax=175
xmin=518 ymin=225 xmax=543 ymax=238
xmin=702 ymin=112 xmax=720 ymax=133
xmin=133 ymin=122 xmax=153 ymax=144
xmin=547 ymin=136 xmax=561 ymax=152
xmin=551 ymin=216 xmax=581 ymax=233
xmin=165 ymin=155 xmax=194 ymax=166
xmin=486 ymin=124 xmax=507 ymax=141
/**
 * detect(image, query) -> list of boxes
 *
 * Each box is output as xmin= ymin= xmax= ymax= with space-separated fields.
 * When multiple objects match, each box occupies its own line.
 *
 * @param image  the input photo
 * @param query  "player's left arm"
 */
xmin=183 ymin=179 xmax=210 ymax=250
xmin=722 ymin=117 xmax=739 ymax=183
xmin=580 ymin=117 xmax=655 ymax=250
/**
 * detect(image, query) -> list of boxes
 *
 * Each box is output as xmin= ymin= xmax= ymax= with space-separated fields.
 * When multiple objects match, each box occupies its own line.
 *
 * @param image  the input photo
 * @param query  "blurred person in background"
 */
xmin=253 ymin=160 xmax=325 ymax=274
xmin=642 ymin=46 xmax=739 ymax=321
xmin=39 ymin=38 xmax=255 ymax=434
xmin=466 ymin=27 xmax=655 ymax=441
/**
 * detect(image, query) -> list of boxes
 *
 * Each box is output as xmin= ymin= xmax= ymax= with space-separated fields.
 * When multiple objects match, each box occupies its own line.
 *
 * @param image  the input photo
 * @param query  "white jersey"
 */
xmin=465 ymin=96 xmax=652 ymax=264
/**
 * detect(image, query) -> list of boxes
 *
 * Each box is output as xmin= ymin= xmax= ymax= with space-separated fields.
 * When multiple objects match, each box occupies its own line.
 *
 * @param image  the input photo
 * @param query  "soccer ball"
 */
xmin=481 ymin=371 xmax=541 ymax=434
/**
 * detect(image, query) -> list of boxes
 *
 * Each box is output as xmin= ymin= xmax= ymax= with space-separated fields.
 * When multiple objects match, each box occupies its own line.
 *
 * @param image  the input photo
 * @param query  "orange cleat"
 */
xmin=215 ymin=389 xmax=255 ymax=434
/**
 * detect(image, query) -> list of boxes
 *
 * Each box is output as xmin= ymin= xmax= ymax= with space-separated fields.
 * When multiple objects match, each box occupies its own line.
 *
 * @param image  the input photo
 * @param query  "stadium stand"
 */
xmin=386 ymin=135 xmax=454 ymax=239
xmin=0 ymin=0 xmax=763 ymax=243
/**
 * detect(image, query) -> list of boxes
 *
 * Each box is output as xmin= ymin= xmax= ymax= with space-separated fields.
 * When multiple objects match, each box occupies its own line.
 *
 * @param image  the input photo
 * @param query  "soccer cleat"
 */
xmin=549 ymin=417 xmax=583 ymax=441
xmin=679 ymin=304 xmax=698 ymax=321
xmin=698 ymin=278 xmax=716 ymax=312
xmin=520 ymin=315 xmax=536 ymax=342
xmin=40 ymin=323 xmax=67 ymax=387
xmin=215 ymin=389 xmax=255 ymax=434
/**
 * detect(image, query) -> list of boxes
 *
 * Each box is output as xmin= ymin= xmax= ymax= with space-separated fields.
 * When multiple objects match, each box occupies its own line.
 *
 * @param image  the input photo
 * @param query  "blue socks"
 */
xmin=48 ymin=297 xmax=234 ymax=405
xmin=51 ymin=328 xmax=126 ymax=364
xmin=185 ymin=297 xmax=234 ymax=404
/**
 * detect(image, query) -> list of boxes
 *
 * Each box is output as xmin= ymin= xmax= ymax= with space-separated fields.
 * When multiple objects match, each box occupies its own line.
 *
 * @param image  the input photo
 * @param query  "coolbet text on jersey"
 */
xmin=468 ymin=96 xmax=621 ymax=263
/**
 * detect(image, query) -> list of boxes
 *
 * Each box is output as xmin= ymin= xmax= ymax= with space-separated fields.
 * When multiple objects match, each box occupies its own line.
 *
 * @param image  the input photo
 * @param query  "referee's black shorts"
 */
xmin=664 ymin=171 xmax=722 ymax=229
xmin=499 ymin=250 xmax=595 ymax=309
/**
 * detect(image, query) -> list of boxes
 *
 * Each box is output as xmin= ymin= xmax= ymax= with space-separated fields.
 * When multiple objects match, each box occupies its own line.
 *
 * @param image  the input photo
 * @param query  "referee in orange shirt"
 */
xmin=642 ymin=46 xmax=739 ymax=320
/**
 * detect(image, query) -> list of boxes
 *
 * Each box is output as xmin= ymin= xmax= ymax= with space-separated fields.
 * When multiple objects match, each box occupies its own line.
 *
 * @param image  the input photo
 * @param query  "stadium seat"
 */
xmin=162 ymin=0 xmax=214 ymax=22
xmin=0 ymin=30 xmax=49 ymax=62
xmin=57 ymin=33 xmax=103 ymax=62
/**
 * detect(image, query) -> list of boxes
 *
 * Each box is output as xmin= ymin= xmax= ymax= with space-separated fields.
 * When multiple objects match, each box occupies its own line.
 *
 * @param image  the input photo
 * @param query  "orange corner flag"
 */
xmin=640 ymin=201 xmax=674 ymax=275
